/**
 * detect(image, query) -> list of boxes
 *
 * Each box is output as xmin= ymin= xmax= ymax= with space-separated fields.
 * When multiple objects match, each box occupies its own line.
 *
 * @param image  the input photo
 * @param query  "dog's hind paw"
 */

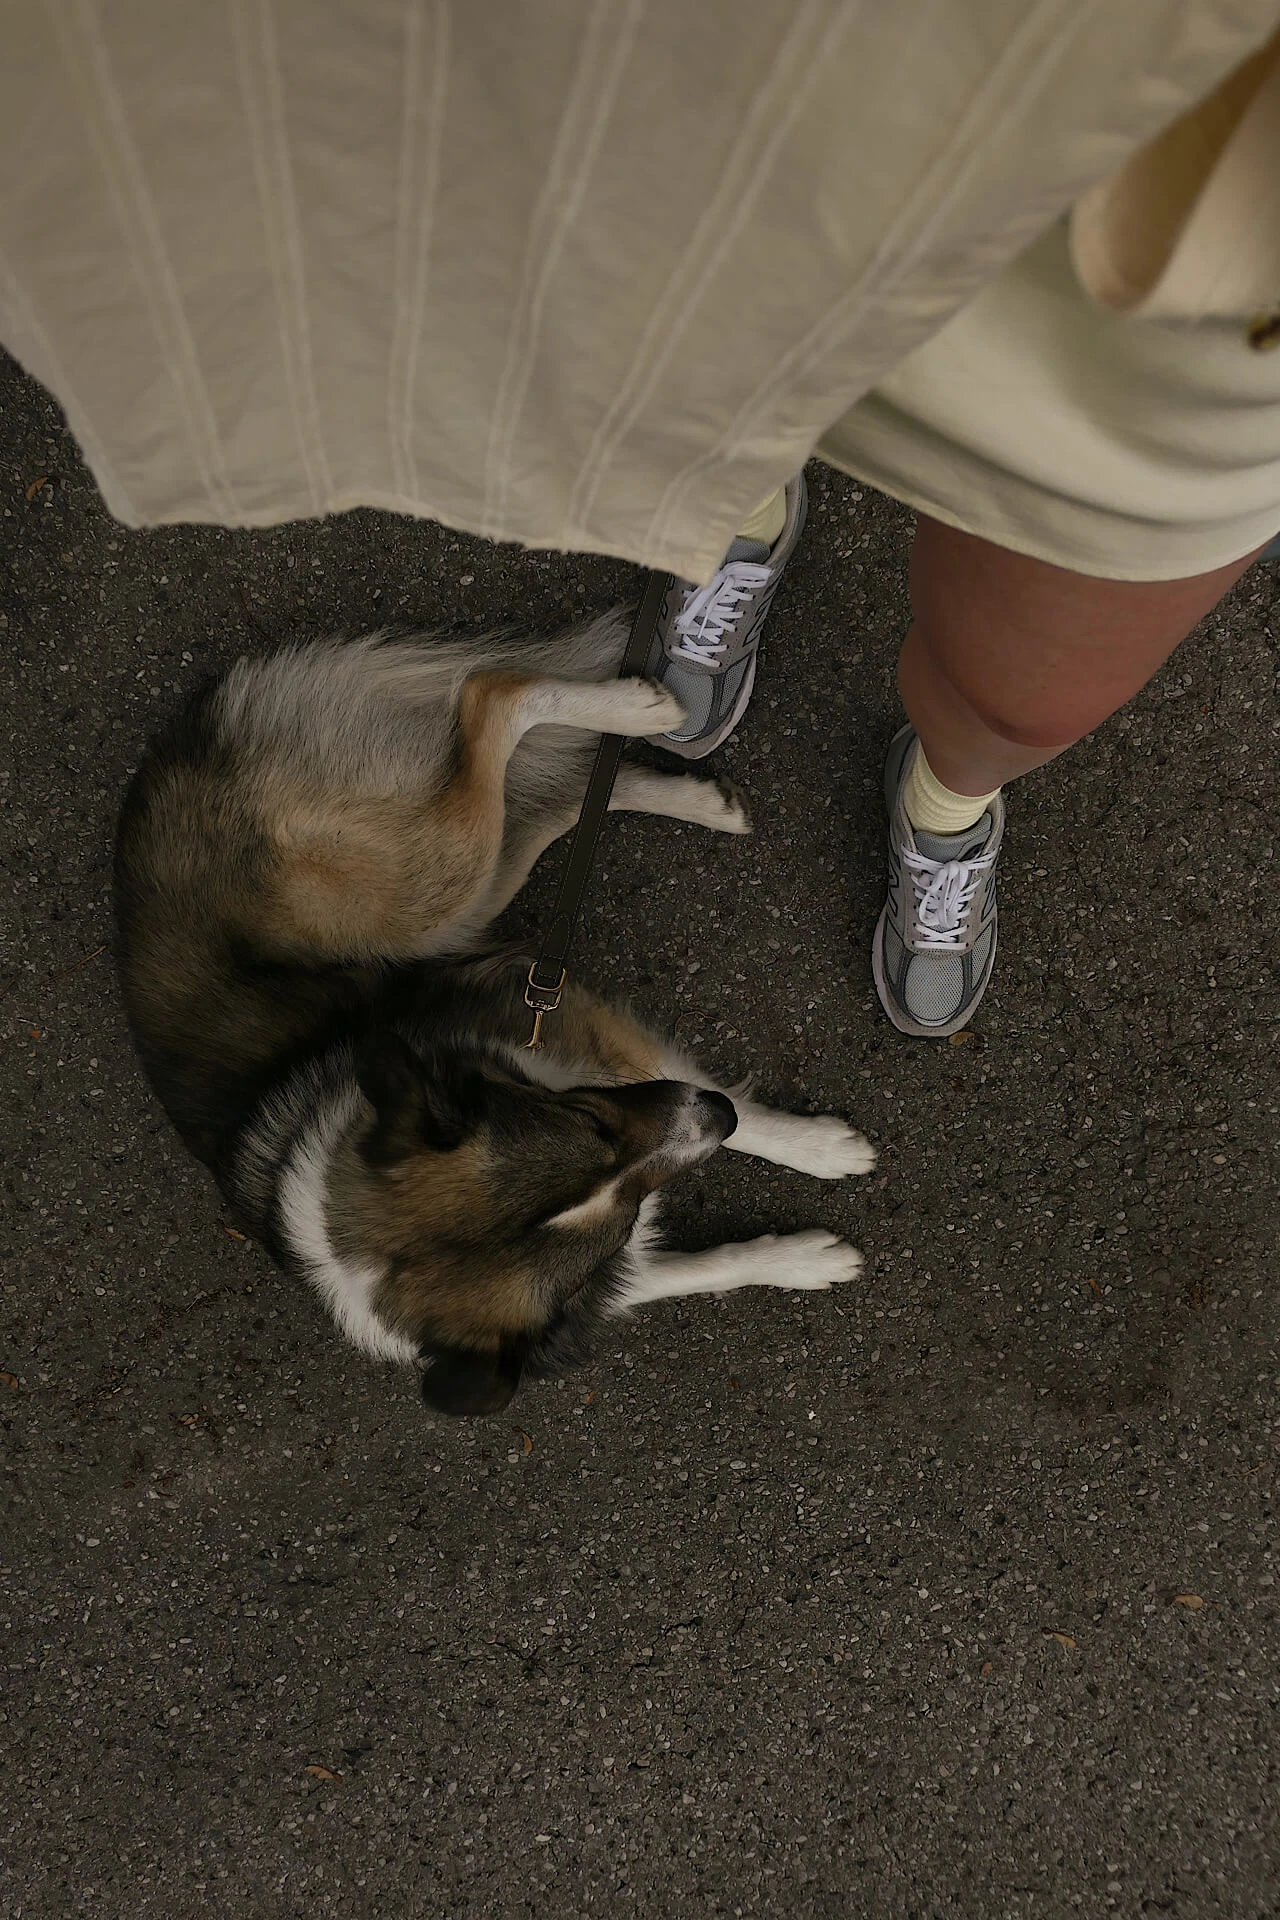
xmin=678 ymin=775 xmax=751 ymax=834
xmin=711 ymin=777 xmax=752 ymax=834
xmin=613 ymin=677 xmax=687 ymax=737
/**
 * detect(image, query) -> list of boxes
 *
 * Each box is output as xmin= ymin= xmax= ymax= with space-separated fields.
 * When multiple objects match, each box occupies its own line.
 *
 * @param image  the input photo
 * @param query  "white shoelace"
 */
xmin=903 ymin=846 xmax=995 ymax=948
xmin=669 ymin=561 xmax=772 ymax=665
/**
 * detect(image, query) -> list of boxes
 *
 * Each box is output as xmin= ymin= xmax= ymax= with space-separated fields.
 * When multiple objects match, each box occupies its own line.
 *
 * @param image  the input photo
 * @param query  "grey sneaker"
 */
xmin=872 ymin=725 xmax=1003 ymax=1037
xmin=646 ymin=472 xmax=807 ymax=758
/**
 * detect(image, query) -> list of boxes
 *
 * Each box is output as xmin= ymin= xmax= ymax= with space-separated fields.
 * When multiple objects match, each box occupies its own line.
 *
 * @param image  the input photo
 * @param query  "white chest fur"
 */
xmin=275 ymin=1091 xmax=419 ymax=1365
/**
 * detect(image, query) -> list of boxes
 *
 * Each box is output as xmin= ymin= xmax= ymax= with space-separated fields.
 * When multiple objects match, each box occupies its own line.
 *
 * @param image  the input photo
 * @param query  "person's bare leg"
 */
xmin=899 ymin=515 xmax=1265 ymax=795
xmin=874 ymin=515 xmax=1267 ymax=1035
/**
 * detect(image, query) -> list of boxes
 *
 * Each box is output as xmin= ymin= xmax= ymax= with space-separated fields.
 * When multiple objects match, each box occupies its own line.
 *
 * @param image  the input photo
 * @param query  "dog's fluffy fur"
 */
xmin=114 ymin=617 xmax=874 ymax=1414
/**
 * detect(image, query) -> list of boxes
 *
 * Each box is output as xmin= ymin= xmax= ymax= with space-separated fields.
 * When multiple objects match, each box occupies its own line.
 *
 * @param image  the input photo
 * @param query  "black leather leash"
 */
xmin=522 ymin=569 xmax=670 ymax=1048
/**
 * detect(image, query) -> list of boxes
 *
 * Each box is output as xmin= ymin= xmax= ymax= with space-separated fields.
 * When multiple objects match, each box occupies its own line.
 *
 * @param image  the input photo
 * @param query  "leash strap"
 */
xmin=523 ymin=569 xmax=670 ymax=1047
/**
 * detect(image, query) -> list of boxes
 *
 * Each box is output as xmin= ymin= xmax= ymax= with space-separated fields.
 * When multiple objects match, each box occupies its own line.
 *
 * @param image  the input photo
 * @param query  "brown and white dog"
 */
xmin=113 ymin=617 xmax=874 ymax=1414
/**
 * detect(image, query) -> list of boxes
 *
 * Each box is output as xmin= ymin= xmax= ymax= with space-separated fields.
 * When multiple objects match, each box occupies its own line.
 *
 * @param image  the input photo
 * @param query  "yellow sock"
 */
xmin=735 ymin=486 xmax=786 ymax=549
xmin=903 ymin=741 xmax=1000 ymax=837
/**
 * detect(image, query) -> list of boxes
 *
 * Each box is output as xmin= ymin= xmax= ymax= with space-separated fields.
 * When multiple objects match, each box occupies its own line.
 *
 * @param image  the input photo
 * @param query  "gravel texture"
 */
xmin=3 ymin=348 xmax=1279 ymax=1917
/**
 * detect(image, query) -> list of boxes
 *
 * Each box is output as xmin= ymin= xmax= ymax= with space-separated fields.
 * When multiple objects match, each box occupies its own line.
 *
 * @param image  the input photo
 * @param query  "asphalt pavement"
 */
xmin=3 ymin=346 xmax=1279 ymax=1918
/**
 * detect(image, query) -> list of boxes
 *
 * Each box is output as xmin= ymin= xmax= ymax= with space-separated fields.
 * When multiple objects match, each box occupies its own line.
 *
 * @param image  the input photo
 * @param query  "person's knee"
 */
xmin=914 ymin=631 xmax=1096 ymax=753
xmin=905 ymin=515 xmax=1217 ymax=756
xmin=957 ymin=694 xmax=1090 ymax=754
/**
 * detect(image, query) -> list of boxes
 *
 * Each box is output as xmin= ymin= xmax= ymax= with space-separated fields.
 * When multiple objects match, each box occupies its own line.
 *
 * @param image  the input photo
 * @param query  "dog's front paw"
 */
xmin=724 ymin=1108 xmax=877 ymax=1178
xmin=749 ymin=1228 xmax=864 ymax=1291
xmin=768 ymin=1114 xmax=878 ymax=1179
xmin=793 ymin=1117 xmax=876 ymax=1179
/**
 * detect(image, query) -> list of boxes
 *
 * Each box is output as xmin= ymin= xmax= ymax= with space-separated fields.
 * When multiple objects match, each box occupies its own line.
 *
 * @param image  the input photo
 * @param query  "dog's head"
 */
xmin=335 ymin=1031 xmax=736 ymax=1415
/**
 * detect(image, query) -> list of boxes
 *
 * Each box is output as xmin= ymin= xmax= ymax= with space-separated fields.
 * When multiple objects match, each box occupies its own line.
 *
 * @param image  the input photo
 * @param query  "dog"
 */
xmin=113 ymin=616 xmax=875 ymax=1414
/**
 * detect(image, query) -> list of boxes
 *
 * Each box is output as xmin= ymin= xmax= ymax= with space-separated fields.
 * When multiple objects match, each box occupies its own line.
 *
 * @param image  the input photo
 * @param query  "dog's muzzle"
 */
xmin=696 ymin=1088 xmax=738 ymax=1142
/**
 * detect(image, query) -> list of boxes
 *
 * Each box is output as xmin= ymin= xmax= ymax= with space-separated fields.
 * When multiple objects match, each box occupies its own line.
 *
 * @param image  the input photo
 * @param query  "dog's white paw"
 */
xmin=782 ymin=1116 xmax=877 ymax=1180
xmin=682 ymin=775 xmax=752 ymax=834
xmin=728 ymin=1110 xmax=877 ymax=1178
xmin=710 ymin=777 xmax=752 ymax=834
xmin=742 ymin=1229 xmax=864 ymax=1291
xmin=613 ymin=677 xmax=686 ymax=736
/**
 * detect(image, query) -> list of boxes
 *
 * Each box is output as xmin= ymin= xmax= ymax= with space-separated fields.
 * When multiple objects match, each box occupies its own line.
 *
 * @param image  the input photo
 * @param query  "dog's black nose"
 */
xmin=699 ymin=1089 xmax=738 ymax=1141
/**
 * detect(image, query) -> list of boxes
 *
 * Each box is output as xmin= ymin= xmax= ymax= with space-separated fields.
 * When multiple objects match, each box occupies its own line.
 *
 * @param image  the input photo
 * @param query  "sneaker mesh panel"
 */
xmin=661 ymin=662 xmax=714 ymax=734
xmin=903 ymin=952 xmax=965 ymax=1023
xmin=666 ymin=657 xmax=750 ymax=741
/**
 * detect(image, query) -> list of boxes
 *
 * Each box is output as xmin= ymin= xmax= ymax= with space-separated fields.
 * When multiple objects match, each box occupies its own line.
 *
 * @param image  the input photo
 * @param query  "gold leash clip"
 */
xmin=522 ymin=963 xmax=566 ymax=1050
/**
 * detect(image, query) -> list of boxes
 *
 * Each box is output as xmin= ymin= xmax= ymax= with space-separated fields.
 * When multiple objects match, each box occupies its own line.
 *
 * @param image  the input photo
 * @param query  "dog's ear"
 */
xmin=355 ymin=1032 xmax=484 ymax=1162
xmin=420 ymin=1346 xmax=523 ymax=1417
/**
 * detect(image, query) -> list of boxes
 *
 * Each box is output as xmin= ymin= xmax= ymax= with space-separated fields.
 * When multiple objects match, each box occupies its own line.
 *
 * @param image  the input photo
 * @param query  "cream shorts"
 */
xmin=818 ymin=219 xmax=1280 ymax=582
